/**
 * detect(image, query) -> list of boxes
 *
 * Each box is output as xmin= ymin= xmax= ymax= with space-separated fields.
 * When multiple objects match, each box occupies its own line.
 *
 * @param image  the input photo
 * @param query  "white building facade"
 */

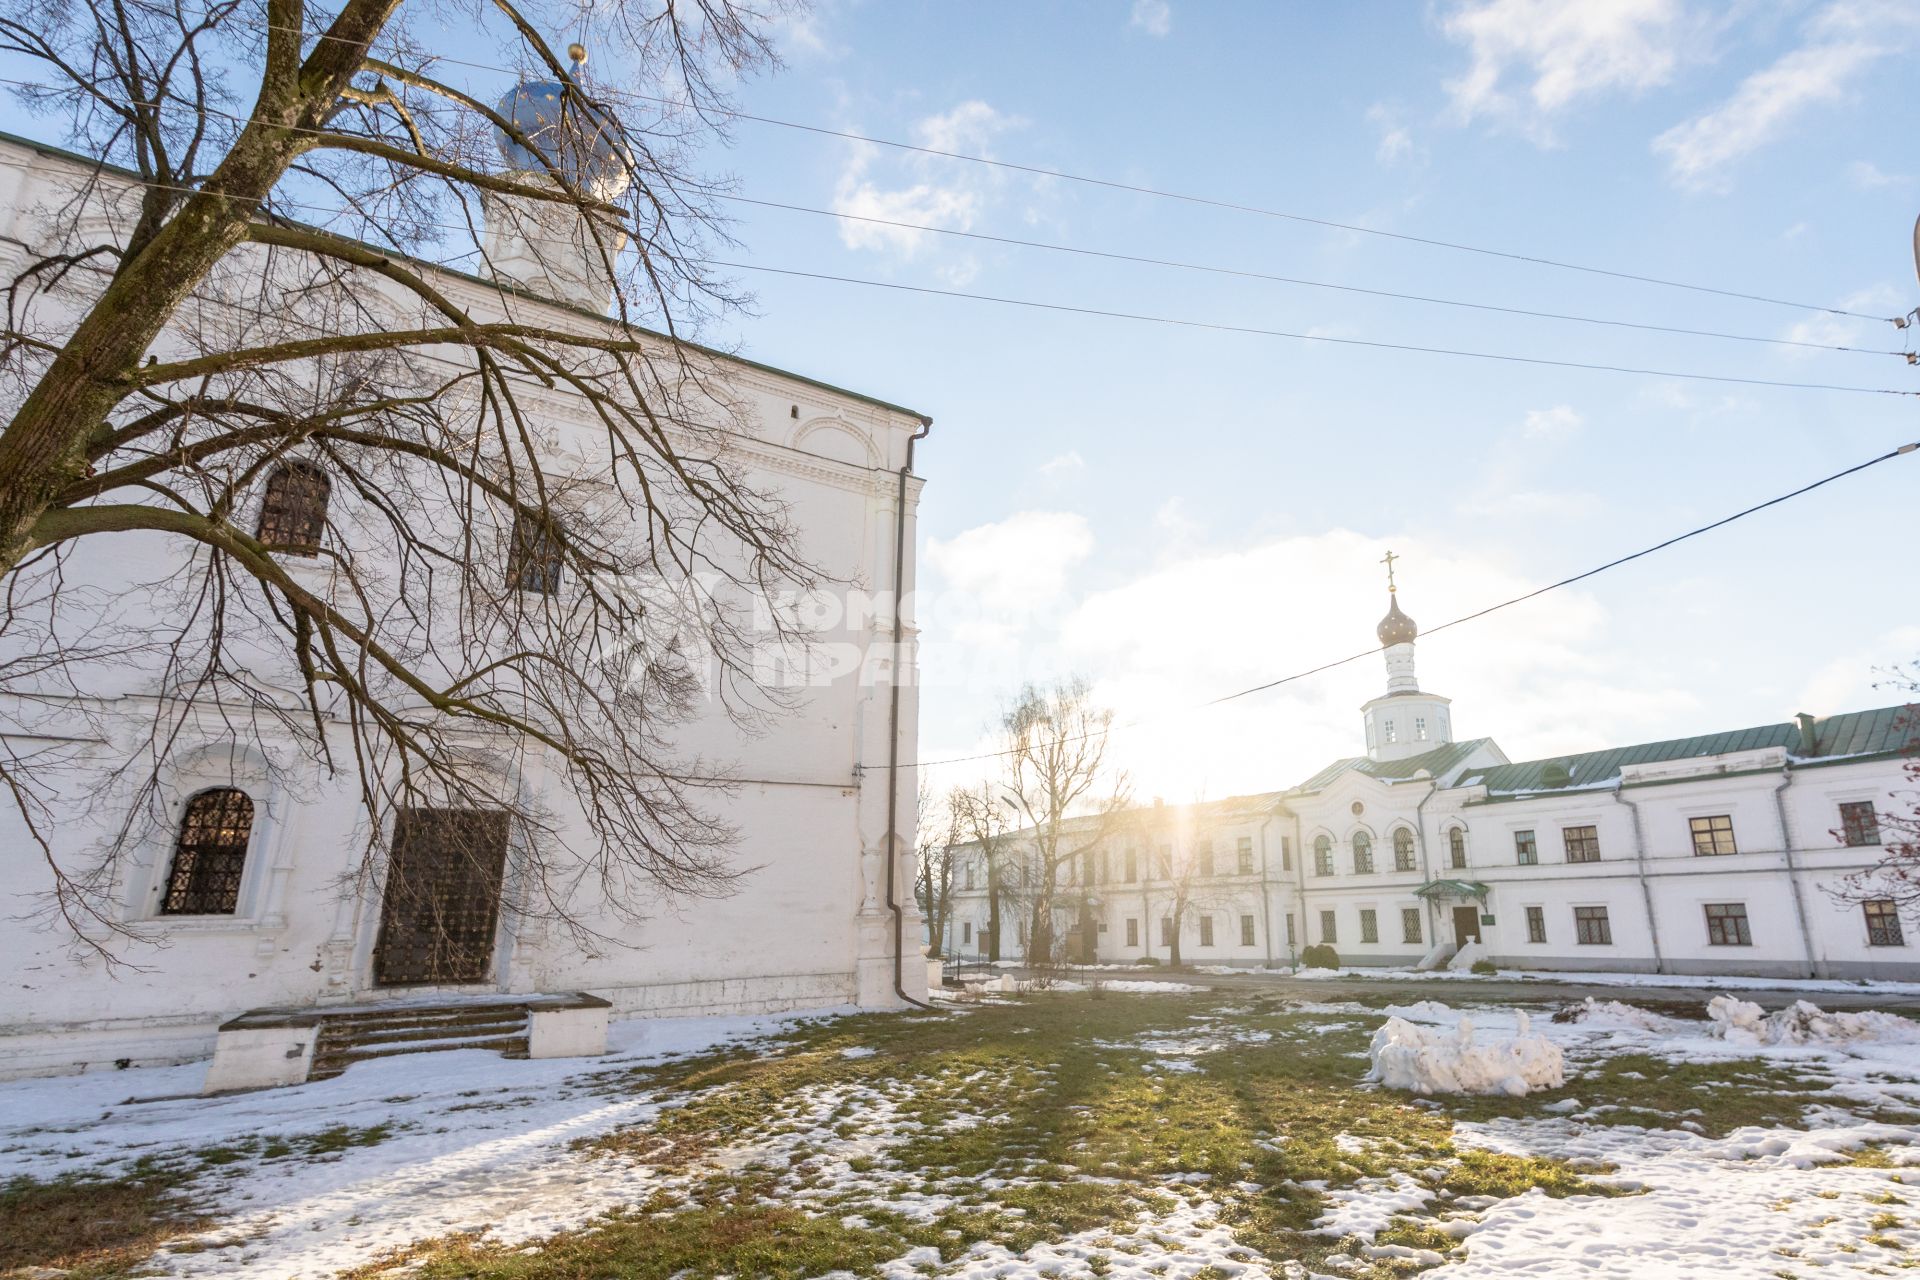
xmin=944 ymin=587 xmax=1916 ymax=982
xmin=0 ymin=124 xmax=932 ymax=1079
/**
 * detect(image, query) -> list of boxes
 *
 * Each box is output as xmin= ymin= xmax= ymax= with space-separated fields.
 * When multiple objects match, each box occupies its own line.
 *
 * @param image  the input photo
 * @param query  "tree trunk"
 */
xmin=986 ymin=868 xmax=1002 ymax=961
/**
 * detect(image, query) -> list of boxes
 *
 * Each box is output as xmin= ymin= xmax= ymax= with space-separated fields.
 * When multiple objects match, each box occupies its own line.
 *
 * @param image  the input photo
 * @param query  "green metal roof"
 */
xmin=1458 ymin=703 xmax=1914 ymax=796
xmin=1415 ymin=879 xmax=1490 ymax=900
xmin=1289 ymin=737 xmax=1499 ymax=795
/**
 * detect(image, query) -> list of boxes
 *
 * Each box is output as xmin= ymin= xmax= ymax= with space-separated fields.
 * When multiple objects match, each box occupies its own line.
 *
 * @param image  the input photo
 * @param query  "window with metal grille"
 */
xmin=1285 ymin=912 xmax=1296 ymax=945
xmin=161 ymin=788 xmax=254 ymax=915
xmin=1197 ymin=840 xmax=1215 ymax=877
xmin=1240 ymin=914 xmax=1256 ymax=946
xmin=256 ymin=461 xmax=330 ymax=554
xmin=1319 ymin=909 xmax=1337 ymax=943
xmin=1237 ymin=836 xmax=1255 ymax=875
xmin=1352 ymin=832 xmax=1374 ymax=874
xmin=1840 ymin=801 xmax=1881 ymax=847
xmin=1359 ymin=909 xmax=1379 ymax=943
xmin=507 ymin=510 xmax=564 ymax=593
xmin=1563 ymin=825 xmax=1601 ymax=863
xmin=1573 ymin=906 xmax=1611 ymax=945
xmin=1513 ymin=829 xmax=1537 ymax=865
xmin=1280 ymin=835 xmax=1293 ymax=871
xmin=1704 ymin=903 xmax=1751 ymax=946
xmin=1314 ymin=835 xmax=1334 ymax=877
xmin=1199 ymin=915 xmax=1215 ymax=947
xmin=1689 ymin=815 xmax=1737 ymax=856
xmin=1414 ymin=716 xmax=1428 ymax=740
xmin=1126 ymin=918 xmax=1139 ymax=947
xmin=1526 ymin=906 xmax=1546 ymax=944
xmin=1393 ymin=828 xmax=1416 ymax=871
xmin=1448 ymin=828 xmax=1467 ymax=869
xmin=962 ymin=921 xmax=972 ymax=944
xmin=1401 ymin=907 xmax=1421 ymax=943
xmin=1865 ymin=901 xmax=1904 ymax=947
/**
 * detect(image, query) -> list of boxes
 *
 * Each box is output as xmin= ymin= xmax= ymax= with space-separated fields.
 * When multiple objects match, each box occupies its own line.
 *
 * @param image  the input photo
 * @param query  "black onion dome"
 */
xmin=1377 ymin=594 xmax=1417 ymax=646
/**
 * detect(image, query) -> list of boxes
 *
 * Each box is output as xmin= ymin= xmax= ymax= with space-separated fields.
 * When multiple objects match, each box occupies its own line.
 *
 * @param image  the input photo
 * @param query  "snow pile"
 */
xmin=1554 ymin=997 xmax=1678 ymax=1031
xmin=1706 ymin=996 xmax=1920 ymax=1047
xmin=1366 ymin=1009 xmax=1564 ymax=1097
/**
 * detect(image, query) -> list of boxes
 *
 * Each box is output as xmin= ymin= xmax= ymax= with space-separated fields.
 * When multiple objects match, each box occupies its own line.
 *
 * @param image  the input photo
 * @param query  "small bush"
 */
xmin=1133 ymin=956 xmax=1162 ymax=967
xmin=1471 ymin=959 xmax=1498 ymax=975
xmin=1300 ymin=944 xmax=1339 ymax=970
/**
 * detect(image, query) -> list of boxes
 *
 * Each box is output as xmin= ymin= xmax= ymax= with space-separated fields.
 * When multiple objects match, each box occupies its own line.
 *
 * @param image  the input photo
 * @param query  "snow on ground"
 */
xmin=0 ymin=1010 xmax=853 ymax=1277
xmin=1286 ymin=965 xmax=1920 ymax=996
xmin=1366 ymin=1012 xmax=1564 ymax=1097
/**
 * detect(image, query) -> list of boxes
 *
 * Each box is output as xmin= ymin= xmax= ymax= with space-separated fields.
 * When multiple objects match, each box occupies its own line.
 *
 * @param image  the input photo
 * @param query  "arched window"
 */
xmin=1393 ymin=827 xmax=1416 ymax=871
xmin=1313 ymin=834 xmax=1334 ymax=877
xmin=256 ymin=461 xmax=330 ymax=554
xmin=161 ymin=788 xmax=255 ymax=915
xmin=1448 ymin=827 xmax=1467 ymax=870
xmin=1352 ymin=831 xmax=1374 ymax=874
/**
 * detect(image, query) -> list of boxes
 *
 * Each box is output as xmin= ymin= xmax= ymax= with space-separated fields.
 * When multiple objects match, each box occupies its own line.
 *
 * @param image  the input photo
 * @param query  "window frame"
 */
xmin=255 ymin=460 xmax=331 ymax=556
xmin=1563 ymin=824 xmax=1601 ymax=864
xmin=1236 ymin=836 xmax=1255 ymax=875
xmin=1864 ymin=900 xmax=1904 ymax=947
xmin=1314 ymin=834 xmax=1335 ymax=877
xmin=1689 ymin=814 xmax=1738 ymax=857
xmin=1839 ymin=801 xmax=1882 ymax=848
xmin=1513 ymin=828 xmax=1537 ymax=866
xmin=1573 ymin=905 xmax=1611 ymax=946
xmin=1400 ymin=907 xmax=1422 ymax=944
xmin=1704 ymin=902 xmax=1752 ymax=947
xmin=507 ymin=510 xmax=566 ymax=594
xmin=1125 ymin=917 xmax=1139 ymax=948
xmin=1198 ymin=915 xmax=1215 ymax=947
xmin=1359 ymin=908 xmax=1379 ymax=944
xmin=1447 ymin=827 xmax=1467 ymax=869
xmin=1240 ymin=913 xmax=1256 ymax=947
xmin=1319 ymin=909 xmax=1337 ymax=944
xmin=1352 ymin=831 xmax=1374 ymax=875
xmin=1392 ymin=827 xmax=1416 ymax=872
xmin=1525 ymin=905 xmax=1547 ymax=944
xmin=159 ymin=787 xmax=257 ymax=917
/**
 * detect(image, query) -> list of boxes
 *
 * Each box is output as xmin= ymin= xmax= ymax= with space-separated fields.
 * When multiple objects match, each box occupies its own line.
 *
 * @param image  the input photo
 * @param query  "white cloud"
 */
xmin=1367 ymin=103 xmax=1418 ymax=166
xmin=1522 ymin=404 xmax=1584 ymax=440
xmin=1440 ymin=0 xmax=1692 ymax=141
xmin=831 ymin=101 xmax=1023 ymax=268
xmin=1653 ymin=0 xmax=1919 ymax=190
xmin=1037 ymin=450 xmax=1086 ymax=479
xmin=1847 ymin=159 xmax=1910 ymax=188
xmin=1794 ymin=626 xmax=1920 ymax=715
xmin=1129 ymin=0 xmax=1172 ymax=37
xmin=923 ymin=510 xmax=1094 ymax=624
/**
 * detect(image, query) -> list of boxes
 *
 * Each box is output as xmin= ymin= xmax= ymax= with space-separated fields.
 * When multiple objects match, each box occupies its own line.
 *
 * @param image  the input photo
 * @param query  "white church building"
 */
xmin=943 ymin=580 xmax=1915 ymax=982
xmin=0 ymin=92 xmax=932 ymax=1081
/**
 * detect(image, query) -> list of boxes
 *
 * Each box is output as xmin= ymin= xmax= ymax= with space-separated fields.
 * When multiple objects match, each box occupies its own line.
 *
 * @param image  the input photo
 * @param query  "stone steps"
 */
xmin=306 ymin=1006 xmax=532 ymax=1080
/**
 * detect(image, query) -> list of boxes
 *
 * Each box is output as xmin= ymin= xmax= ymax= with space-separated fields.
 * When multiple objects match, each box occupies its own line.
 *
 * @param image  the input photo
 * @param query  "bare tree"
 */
xmin=1000 ymin=677 xmax=1128 ymax=971
xmin=0 ymin=0 xmax=827 ymax=957
xmin=1839 ymin=669 xmax=1920 ymax=924
xmin=950 ymin=781 xmax=1010 ymax=961
xmin=914 ymin=778 xmax=962 ymax=957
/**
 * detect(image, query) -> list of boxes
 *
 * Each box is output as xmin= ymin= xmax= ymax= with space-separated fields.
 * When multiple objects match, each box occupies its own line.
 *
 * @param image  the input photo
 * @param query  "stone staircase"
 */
xmin=306 ymin=1002 xmax=532 ymax=1081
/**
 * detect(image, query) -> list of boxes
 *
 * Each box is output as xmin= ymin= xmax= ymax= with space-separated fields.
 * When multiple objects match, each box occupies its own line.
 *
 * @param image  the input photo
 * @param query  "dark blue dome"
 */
xmin=495 ymin=79 xmax=630 ymax=198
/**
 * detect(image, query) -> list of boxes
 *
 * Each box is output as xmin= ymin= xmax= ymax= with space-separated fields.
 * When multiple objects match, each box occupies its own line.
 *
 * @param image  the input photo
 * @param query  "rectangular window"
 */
xmin=1359 ymin=909 xmax=1378 ymax=944
xmin=1415 ymin=716 xmax=1428 ymax=740
xmin=1574 ymin=906 xmax=1611 ymax=945
xmin=1384 ymin=719 xmax=1397 ymax=743
xmin=1354 ymin=840 xmax=1374 ymax=875
xmin=1563 ymin=825 xmax=1601 ymax=864
xmin=1401 ymin=907 xmax=1422 ymax=944
xmin=1315 ymin=844 xmax=1335 ymax=877
xmin=507 ymin=511 xmax=564 ymax=593
xmin=1525 ymin=906 xmax=1546 ymax=944
xmin=1281 ymin=836 xmax=1293 ymax=871
xmin=1158 ymin=844 xmax=1173 ymax=878
xmin=1285 ymin=912 xmax=1296 ymax=946
xmin=1199 ymin=915 xmax=1215 ymax=947
xmin=1393 ymin=833 xmax=1415 ymax=872
xmin=1865 ymin=901 xmax=1904 ymax=947
xmin=1198 ymin=841 xmax=1215 ymax=878
xmin=1240 ymin=913 xmax=1256 ymax=946
xmin=1448 ymin=829 xmax=1467 ymax=869
xmin=1126 ymin=917 xmax=1139 ymax=947
xmin=964 ymin=864 xmax=975 ymax=890
xmin=1237 ymin=836 xmax=1255 ymax=875
xmin=1840 ymin=801 xmax=1881 ymax=848
xmin=1319 ymin=909 xmax=1337 ymax=944
xmin=1161 ymin=917 xmax=1175 ymax=947
xmin=962 ymin=921 xmax=972 ymax=944
xmin=1513 ymin=829 xmax=1537 ymax=865
xmin=1124 ymin=848 xmax=1138 ymax=883
xmin=1690 ymin=815 xmax=1737 ymax=856
xmin=1704 ymin=903 xmax=1752 ymax=947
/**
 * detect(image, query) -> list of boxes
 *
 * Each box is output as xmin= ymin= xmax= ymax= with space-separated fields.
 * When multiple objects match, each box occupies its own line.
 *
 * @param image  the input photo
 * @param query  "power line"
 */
xmin=914 ymin=440 xmax=1920 ymax=772
xmin=713 ymin=261 xmax=1920 ymax=398
xmin=14 ymin=75 xmax=1895 ymax=359
xmin=107 ymin=19 xmax=1910 ymax=323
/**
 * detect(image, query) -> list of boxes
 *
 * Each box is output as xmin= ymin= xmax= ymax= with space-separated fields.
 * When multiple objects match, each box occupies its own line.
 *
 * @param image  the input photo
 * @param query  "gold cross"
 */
xmin=1380 ymin=549 xmax=1399 ymax=593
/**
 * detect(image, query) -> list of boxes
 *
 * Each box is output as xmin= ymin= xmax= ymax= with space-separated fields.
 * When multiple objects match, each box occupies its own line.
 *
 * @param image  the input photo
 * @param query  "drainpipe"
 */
xmin=1291 ymin=808 xmax=1306 ymax=967
xmin=1611 ymin=783 xmax=1665 ymax=975
xmin=1257 ymin=812 xmax=1275 ymax=969
xmin=1415 ymin=781 xmax=1439 ymax=950
xmin=1772 ymin=763 xmax=1822 ymax=979
xmin=885 ymin=418 xmax=935 ymax=1010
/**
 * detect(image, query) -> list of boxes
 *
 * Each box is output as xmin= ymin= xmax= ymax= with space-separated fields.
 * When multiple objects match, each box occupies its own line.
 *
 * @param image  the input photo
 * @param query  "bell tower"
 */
xmin=1361 ymin=552 xmax=1453 ymax=762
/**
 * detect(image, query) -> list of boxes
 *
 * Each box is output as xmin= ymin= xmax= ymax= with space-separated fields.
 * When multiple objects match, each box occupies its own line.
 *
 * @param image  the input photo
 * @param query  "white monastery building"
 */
xmin=0 ymin=95 xmax=932 ymax=1081
xmin=944 ymin=579 xmax=1915 ymax=982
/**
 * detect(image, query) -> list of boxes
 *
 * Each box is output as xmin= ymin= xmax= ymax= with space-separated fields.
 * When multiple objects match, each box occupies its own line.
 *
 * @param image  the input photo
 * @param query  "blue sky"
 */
xmin=702 ymin=0 xmax=1920 ymax=798
xmin=5 ymin=0 xmax=1917 ymax=800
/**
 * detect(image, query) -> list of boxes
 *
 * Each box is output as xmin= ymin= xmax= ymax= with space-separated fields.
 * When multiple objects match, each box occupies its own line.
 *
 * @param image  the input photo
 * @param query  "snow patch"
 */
xmin=1706 ymin=996 xmax=1920 ymax=1047
xmin=1366 ymin=1009 xmax=1564 ymax=1097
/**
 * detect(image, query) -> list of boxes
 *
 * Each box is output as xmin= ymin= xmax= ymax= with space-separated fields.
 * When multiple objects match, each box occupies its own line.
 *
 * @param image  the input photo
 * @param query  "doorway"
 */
xmin=373 ymin=807 xmax=511 ymax=986
xmin=1452 ymin=905 xmax=1482 ymax=947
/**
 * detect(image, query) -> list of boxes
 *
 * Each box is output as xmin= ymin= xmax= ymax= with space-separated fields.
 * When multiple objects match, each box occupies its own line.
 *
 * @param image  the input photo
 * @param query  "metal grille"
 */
xmin=161 ymin=788 xmax=254 ymax=915
xmin=1840 ymin=801 xmax=1882 ymax=847
xmin=1705 ymin=903 xmax=1752 ymax=946
xmin=256 ymin=461 xmax=331 ymax=554
xmin=1351 ymin=833 xmax=1373 ymax=874
xmin=1689 ymin=815 xmax=1738 ymax=856
xmin=507 ymin=512 xmax=564 ymax=593
xmin=1393 ymin=829 xmax=1416 ymax=871
xmin=1574 ymin=906 xmax=1611 ymax=945
xmin=1865 ymin=901 xmax=1905 ymax=948
xmin=373 ymin=807 xmax=511 ymax=986
xmin=1563 ymin=825 xmax=1601 ymax=863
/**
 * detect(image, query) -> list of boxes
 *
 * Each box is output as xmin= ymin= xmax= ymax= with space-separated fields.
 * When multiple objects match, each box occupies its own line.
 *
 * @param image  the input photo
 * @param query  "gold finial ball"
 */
xmin=567 ymin=42 xmax=588 ymax=65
